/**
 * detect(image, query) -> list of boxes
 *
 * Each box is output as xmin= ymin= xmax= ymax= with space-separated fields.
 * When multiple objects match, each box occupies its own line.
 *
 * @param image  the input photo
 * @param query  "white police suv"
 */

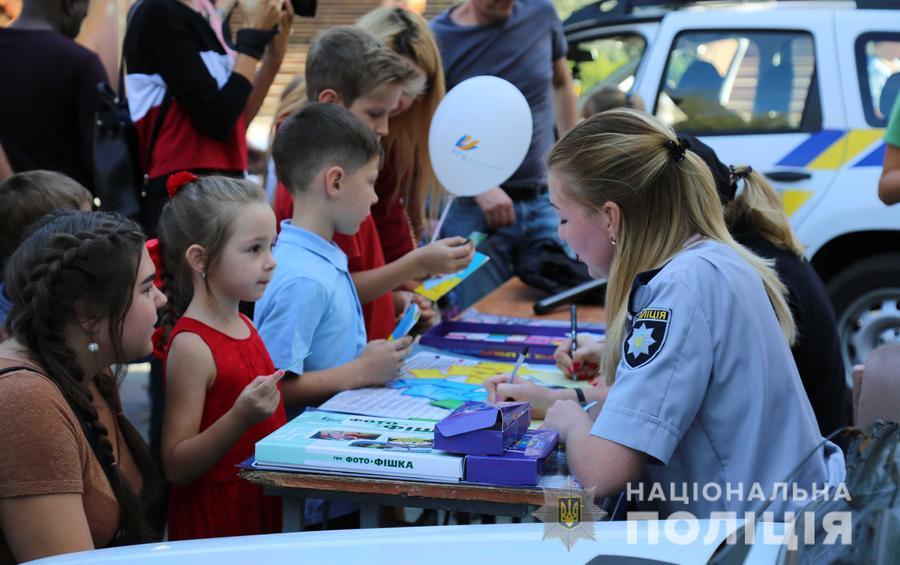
xmin=564 ymin=0 xmax=900 ymax=379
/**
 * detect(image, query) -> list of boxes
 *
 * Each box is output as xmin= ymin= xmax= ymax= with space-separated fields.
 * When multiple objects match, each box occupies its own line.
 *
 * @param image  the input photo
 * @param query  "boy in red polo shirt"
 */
xmin=276 ymin=27 xmax=474 ymax=338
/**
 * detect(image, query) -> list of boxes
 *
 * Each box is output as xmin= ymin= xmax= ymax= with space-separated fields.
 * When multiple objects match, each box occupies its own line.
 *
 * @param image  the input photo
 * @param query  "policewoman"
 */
xmin=540 ymin=109 xmax=845 ymax=519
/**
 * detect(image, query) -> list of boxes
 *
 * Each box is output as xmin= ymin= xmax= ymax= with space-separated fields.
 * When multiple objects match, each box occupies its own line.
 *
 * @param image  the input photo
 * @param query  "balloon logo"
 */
xmin=428 ymin=76 xmax=532 ymax=198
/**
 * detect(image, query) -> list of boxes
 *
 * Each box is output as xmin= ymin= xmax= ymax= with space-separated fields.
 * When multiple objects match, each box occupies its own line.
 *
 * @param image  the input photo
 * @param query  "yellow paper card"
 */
xmin=409 ymin=369 xmax=446 ymax=379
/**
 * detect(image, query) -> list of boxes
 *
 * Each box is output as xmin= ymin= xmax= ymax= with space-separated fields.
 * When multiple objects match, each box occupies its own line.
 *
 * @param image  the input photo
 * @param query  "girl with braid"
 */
xmin=156 ymin=173 xmax=285 ymax=540
xmin=0 ymin=211 xmax=167 ymax=562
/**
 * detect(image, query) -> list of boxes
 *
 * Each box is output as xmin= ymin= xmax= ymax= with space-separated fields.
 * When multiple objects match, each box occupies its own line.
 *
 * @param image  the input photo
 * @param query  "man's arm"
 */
xmin=879 ymin=143 xmax=900 ymax=205
xmin=552 ymin=57 xmax=578 ymax=135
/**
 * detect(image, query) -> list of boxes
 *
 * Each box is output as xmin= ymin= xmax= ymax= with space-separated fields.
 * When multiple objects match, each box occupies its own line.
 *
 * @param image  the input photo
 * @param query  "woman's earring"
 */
xmin=201 ymin=271 xmax=207 ymax=280
xmin=88 ymin=341 xmax=100 ymax=353
xmin=611 ymin=237 xmax=617 ymax=246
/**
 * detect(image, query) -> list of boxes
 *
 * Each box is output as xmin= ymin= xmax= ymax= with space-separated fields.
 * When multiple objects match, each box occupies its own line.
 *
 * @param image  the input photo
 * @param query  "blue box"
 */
xmin=465 ymin=430 xmax=559 ymax=486
xmin=433 ymin=401 xmax=530 ymax=456
xmin=420 ymin=321 xmax=605 ymax=365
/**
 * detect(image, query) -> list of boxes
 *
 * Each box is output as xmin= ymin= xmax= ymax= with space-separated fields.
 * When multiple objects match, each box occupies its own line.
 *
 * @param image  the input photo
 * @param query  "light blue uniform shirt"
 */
xmin=255 ymin=221 xmax=367 ymax=375
xmin=591 ymin=239 xmax=845 ymax=519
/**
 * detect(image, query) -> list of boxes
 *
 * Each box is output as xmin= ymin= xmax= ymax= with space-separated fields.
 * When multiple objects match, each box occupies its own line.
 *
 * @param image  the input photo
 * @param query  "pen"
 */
xmin=569 ymin=304 xmax=578 ymax=381
xmin=582 ymin=400 xmax=598 ymax=412
xmin=508 ymin=346 xmax=529 ymax=384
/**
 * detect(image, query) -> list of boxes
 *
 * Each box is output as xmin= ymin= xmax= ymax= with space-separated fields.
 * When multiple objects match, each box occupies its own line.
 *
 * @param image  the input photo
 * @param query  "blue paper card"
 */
xmin=389 ymin=303 xmax=420 ymax=341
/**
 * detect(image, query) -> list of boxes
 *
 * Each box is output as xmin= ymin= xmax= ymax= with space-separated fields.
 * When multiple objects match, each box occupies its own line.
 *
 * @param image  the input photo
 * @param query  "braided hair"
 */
xmin=4 ymin=211 xmax=166 ymax=544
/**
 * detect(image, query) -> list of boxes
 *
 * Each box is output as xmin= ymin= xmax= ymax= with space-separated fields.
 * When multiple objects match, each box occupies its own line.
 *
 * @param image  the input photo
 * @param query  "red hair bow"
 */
xmin=145 ymin=238 xmax=166 ymax=360
xmin=166 ymin=171 xmax=198 ymax=198
xmin=145 ymin=238 xmax=164 ymax=289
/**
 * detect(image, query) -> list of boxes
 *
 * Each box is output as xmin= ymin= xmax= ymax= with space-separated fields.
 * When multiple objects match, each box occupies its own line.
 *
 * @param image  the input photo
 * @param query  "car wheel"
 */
xmin=828 ymin=253 xmax=900 ymax=388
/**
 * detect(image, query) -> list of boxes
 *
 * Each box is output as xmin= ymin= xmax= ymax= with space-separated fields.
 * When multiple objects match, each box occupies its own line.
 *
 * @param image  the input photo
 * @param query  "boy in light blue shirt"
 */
xmin=255 ymin=103 xmax=413 ymax=412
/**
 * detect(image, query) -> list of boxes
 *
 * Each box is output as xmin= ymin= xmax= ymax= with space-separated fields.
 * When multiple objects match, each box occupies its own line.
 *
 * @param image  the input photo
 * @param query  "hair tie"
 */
xmin=665 ymin=137 xmax=689 ymax=162
xmin=730 ymin=165 xmax=753 ymax=179
xmin=166 ymin=171 xmax=198 ymax=199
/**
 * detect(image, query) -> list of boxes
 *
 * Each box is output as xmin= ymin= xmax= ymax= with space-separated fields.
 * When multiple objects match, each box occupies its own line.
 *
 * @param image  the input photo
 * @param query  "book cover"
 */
xmin=255 ymin=410 xmax=464 ymax=482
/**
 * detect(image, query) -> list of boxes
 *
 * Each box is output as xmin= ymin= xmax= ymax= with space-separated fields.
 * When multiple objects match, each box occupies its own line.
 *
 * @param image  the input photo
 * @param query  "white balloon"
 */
xmin=428 ymin=76 xmax=532 ymax=197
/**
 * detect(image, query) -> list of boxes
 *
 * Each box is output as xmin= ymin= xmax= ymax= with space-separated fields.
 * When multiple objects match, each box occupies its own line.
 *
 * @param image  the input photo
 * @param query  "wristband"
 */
xmin=234 ymin=28 xmax=277 ymax=60
xmin=574 ymin=387 xmax=586 ymax=404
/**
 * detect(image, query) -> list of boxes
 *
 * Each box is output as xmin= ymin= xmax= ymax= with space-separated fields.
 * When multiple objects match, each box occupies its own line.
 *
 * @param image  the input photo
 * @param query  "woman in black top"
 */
xmin=124 ymin=0 xmax=292 ymax=235
xmin=687 ymin=136 xmax=853 ymax=435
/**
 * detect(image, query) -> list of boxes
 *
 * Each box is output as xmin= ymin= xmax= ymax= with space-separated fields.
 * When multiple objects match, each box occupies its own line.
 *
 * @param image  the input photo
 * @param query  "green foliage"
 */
xmin=571 ymin=36 xmax=646 ymax=95
xmin=553 ymin=0 xmax=596 ymax=21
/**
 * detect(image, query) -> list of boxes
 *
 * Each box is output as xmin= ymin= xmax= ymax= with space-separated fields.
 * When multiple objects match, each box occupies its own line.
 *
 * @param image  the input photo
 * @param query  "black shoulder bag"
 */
xmin=93 ymin=74 xmax=172 ymax=219
xmin=93 ymin=0 xmax=172 ymax=218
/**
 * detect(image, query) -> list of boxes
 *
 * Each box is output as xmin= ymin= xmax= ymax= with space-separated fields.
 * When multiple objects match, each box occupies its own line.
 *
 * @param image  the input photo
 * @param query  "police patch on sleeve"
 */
xmin=623 ymin=308 xmax=671 ymax=369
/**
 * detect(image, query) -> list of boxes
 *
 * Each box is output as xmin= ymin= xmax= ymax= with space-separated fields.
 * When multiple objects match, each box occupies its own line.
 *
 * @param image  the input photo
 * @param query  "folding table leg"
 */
xmin=360 ymin=504 xmax=381 ymax=528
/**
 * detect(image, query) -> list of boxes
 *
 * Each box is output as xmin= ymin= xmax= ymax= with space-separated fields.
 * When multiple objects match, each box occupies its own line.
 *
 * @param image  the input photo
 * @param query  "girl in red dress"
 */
xmin=157 ymin=173 xmax=286 ymax=540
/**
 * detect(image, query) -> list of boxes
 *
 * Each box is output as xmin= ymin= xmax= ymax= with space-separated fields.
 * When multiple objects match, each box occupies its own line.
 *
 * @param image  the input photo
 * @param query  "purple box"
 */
xmin=465 ymin=430 xmax=559 ymax=486
xmin=420 ymin=321 xmax=605 ymax=365
xmin=434 ymin=401 xmax=530 ymax=456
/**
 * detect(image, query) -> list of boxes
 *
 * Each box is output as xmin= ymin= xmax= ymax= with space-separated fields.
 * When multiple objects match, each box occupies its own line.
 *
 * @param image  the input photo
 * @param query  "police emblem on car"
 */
xmin=623 ymin=308 xmax=670 ymax=368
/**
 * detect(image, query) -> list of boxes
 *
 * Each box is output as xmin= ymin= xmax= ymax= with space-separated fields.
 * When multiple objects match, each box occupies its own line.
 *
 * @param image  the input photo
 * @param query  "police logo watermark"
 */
xmin=623 ymin=308 xmax=671 ymax=369
xmin=533 ymin=479 xmax=606 ymax=550
xmin=559 ymin=497 xmax=581 ymax=529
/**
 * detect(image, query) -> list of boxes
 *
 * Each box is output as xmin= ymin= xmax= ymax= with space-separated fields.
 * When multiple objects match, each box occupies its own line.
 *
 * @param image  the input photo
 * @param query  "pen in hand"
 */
xmin=508 ymin=346 xmax=529 ymax=385
xmin=569 ymin=304 xmax=578 ymax=381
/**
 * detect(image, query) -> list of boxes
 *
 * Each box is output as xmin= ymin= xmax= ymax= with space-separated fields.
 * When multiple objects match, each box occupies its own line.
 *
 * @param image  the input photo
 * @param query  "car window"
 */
xmin=569 ymin=34 xmax=647 ymax=102
xmin=856 ymin=33 xmax=900 ymax=126
xmin=655 ymin=30 xmax=818 ymax=135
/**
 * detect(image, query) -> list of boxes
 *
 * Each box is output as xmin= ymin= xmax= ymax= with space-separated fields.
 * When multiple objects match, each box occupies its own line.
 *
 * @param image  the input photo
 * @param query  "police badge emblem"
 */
xmin=623 ymin=308 xmax=671 ymax=368
xmin=533 ymin=478 xmax=605 ymax=550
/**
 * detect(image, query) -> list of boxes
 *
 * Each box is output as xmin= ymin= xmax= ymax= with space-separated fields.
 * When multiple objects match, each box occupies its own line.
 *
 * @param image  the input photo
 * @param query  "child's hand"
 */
xmin=553 ymin=336 xmax=604 ymax=380
xmin=392 ymin=291 xmax=439 ymax=332
xmin=357 ymin=337 xmax=414 ymax=386
xmin=413 ymin=237 xmax=474 ymax=277
xmin=410 ymin=293 xmax=439 ymax=329
xmin=393 ymin=290 xmax=413 ymax=318
xmin=483 ymin=374 xmax=566 ymax=419
xmin=233 ymin=369 xmax=284 ymax=427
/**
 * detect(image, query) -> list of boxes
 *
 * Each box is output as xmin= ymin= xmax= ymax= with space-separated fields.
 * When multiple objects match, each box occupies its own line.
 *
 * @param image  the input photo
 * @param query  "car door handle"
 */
xmin=764 ymin=171 xmax=811 ymax=182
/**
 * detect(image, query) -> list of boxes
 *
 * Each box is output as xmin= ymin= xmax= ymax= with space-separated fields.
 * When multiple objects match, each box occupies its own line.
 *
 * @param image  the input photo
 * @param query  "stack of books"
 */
xmin=255 ymin=410 xmax=464 ymax=482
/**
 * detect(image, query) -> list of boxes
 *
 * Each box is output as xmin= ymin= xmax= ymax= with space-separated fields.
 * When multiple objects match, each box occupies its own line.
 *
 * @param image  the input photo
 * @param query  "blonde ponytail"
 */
xmin=548 ymin=109 xmax=796 ymax=383
xmin=727 ymin=166 xmax=804 ymax=258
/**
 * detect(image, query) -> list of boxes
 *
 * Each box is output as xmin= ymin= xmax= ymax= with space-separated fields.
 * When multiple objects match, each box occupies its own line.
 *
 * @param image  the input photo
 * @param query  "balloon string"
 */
xmin=430 ymin=196 xmax=455 ymax=244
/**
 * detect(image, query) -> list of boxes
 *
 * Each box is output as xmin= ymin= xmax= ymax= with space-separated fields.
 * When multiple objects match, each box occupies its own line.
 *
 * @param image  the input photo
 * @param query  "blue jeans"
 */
xmin=439 ymin=192 xmax=562 ymax=310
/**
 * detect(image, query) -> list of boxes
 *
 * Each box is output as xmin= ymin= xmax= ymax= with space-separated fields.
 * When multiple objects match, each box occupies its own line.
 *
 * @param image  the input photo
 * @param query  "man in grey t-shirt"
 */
xmin=431 ymin=0 xmax=578 ymax=308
